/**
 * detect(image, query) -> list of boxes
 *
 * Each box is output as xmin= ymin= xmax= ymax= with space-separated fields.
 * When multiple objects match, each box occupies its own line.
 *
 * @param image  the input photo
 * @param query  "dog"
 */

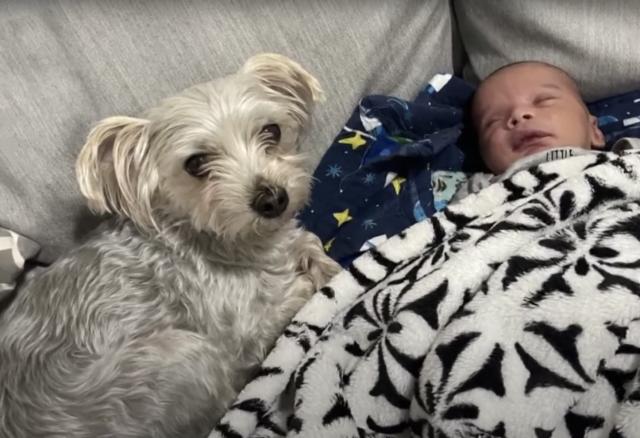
xmin=0 ymin=53 xmax=341 ymax=438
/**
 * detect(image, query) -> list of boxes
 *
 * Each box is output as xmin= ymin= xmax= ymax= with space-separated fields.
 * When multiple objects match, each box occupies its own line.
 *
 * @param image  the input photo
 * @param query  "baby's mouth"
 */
xmin=513 ymin=129 xmax=552 ymax=152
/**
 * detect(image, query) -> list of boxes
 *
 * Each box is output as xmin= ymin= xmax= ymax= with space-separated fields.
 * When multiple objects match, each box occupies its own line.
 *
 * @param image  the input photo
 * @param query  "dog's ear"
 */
xmin=240 ymin=53 xmax=324 ymax=124
xmin=76 ymin=116 xmax=156 ymax=230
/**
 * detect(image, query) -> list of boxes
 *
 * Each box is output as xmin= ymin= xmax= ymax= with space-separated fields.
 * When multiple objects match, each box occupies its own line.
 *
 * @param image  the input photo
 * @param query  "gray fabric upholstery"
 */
xmin=0 ymin=0 xmax=454 ymax=263
xmin=454 ymin=0 xmax=640 ymax=102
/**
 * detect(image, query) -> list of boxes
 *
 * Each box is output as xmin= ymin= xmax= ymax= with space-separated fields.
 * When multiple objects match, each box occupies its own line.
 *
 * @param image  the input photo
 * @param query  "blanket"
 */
xmin=0 ymin=228 xmax=39 ymax=310
xmin=211 ymin=149 xmax=640 ymax=438
xmin=298 ymin=74 xmax=477 ymax=267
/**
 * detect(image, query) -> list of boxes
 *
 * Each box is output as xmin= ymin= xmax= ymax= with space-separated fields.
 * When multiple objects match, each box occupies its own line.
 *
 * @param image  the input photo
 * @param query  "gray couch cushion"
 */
xmin=454 ymin=0 xmax=640 ymax=102
xmin=0 ymin=0 xmax=454 ymax=263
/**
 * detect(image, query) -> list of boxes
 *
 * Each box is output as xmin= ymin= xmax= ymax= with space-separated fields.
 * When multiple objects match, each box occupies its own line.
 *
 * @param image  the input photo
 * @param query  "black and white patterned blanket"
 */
xmin=211 ymin=151 xmax=640 ymax=438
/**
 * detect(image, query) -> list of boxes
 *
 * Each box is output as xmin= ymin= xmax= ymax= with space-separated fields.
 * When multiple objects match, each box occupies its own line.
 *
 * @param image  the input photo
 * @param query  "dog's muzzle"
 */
xmin=252 ymin=185 xmax=289 ymax=218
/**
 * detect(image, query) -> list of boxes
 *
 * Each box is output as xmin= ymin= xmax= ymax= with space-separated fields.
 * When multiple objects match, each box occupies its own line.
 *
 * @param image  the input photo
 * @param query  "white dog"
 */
xmin=0 ymin=54 xmax=341 ymax=438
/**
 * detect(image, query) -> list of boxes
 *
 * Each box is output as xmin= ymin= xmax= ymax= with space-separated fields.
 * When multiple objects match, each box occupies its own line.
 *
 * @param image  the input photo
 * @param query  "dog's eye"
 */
xmin=261 ymin=124 xmax=281 ymax=144
xmin=184 ymin=154 xmax=209 ymax=177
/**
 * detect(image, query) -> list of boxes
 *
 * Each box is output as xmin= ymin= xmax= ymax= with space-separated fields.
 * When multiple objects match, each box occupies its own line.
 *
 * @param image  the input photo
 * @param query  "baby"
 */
xmin=452 ymin=61 xmax=640 ymax=202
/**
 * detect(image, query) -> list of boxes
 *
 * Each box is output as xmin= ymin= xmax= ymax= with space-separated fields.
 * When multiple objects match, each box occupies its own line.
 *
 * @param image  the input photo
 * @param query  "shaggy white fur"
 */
xmin=0 ymin=54 xmax=340 ymax=438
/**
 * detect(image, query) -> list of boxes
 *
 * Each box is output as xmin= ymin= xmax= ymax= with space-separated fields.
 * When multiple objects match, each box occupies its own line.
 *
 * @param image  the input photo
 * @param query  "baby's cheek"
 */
xmin=487 ymin=143 xmax=515 ymax=174
xmin=482 ymin=135 xmax=503 ymax=159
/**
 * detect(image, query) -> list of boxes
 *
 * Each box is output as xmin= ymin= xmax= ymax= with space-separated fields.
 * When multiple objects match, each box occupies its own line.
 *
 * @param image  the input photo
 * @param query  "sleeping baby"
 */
xmin=451 ymin=61 xmax=640 ymax=203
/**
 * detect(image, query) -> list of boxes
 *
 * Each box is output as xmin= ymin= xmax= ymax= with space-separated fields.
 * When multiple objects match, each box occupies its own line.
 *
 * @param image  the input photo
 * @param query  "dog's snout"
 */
xmin=252 ymin=186 xmax=289 ymax=218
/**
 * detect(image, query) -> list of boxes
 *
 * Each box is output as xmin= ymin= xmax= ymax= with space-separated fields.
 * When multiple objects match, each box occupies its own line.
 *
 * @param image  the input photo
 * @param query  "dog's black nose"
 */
xmin=252 ymin=186 xmax=289 ymax=218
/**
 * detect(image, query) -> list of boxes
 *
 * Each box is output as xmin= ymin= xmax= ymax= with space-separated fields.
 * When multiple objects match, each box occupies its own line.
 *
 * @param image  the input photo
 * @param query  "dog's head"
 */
xmin=76 ymin=54 xmax=323 ymax=240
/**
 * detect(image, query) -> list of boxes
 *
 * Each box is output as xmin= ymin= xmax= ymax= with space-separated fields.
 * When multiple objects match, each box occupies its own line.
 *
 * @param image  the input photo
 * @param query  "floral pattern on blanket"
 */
xmin=211 ymin=150 xmax=640 ymax=438
xmin=0 ymin=228 xmax=39 ymax=303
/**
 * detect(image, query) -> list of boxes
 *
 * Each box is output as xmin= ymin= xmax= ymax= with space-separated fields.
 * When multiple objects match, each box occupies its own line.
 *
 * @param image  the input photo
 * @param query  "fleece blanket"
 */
xmin=211 ymin=148 xmax=640 ymax=438
xmin=0 ymin=228 xmax=39 ymax=309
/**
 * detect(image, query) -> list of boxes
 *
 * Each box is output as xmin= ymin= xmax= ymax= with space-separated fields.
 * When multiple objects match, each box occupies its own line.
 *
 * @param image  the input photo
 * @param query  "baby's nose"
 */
xmin=509 ymin=110 xmax=533 ymax=127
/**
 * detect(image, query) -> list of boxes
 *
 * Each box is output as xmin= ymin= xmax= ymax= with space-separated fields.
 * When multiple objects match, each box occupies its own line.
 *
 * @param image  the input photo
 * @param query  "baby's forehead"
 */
xmin=472 ymin=63 xmax=577 ymax=115
xmin=495 ymin=62 xmax=569 ymax=83
xmin=481 ymin=64 xmax=575 ymax=96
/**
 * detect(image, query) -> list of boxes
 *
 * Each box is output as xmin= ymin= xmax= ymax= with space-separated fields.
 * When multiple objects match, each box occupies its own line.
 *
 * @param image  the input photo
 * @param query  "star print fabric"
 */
xmin=298 ymin=74 xmax=477 ymax=267
xmin=300 ymin=76 xmax=640 ymax=268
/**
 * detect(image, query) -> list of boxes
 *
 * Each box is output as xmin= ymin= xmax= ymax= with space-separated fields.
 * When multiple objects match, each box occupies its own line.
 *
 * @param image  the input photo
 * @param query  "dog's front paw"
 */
xmin=295 ymin=230 xmax=341 ymax=290
xmin=308 ymin=254 xmax=341 ymax=290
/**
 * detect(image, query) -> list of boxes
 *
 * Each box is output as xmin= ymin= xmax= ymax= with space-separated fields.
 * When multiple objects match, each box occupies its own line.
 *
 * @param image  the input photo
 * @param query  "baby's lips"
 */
xmin=512 ymin=129 xmax=552 ymax=151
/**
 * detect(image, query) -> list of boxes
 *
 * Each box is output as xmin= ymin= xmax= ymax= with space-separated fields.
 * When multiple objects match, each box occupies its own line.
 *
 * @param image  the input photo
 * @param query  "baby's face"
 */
xmin=473 ymin=63 xmax=604 ymax=174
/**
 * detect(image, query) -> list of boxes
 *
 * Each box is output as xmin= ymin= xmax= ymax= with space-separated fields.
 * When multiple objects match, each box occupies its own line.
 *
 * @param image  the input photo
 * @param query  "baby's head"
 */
xmin=472 ymin=61 xmax=605 ymax=174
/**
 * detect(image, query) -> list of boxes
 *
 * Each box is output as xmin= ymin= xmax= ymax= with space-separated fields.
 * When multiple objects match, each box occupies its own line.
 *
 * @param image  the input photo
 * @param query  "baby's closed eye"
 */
xmin=483 ymin=117 xmax=502 ymax=129
xmin=533 ymin=94 xmax=558 ymax=106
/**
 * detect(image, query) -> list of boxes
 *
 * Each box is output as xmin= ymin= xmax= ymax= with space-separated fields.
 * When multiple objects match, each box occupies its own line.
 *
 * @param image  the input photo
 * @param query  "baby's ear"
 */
xmin=589 ymin=115 xmax=606 ymax=149
xmin=240 ymin=53 xmax=324 ymax=126
xmin=76 ymin=116 xmax=156 ymax=229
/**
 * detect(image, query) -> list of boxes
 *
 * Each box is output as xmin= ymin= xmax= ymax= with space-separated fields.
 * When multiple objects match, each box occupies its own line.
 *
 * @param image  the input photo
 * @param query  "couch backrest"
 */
xmin=454 ymin=0 xmax=640 ymax=102
xmin=0 ymin=0 xmax=455 ymax=263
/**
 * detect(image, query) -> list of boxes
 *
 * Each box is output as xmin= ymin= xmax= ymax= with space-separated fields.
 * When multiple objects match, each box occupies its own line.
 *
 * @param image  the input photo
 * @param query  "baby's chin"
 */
xmin=519 ymin=141 xmax=595 ymax=159
xmin=519 ymin=142 xmax=554 ymax=158
xmin=513 ymin=135 xmax=565 ymax=158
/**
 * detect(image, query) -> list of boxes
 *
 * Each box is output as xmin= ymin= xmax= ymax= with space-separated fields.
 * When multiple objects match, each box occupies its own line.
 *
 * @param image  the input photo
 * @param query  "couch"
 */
xmin=1 ymin=0 xmax=640 ymax=266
